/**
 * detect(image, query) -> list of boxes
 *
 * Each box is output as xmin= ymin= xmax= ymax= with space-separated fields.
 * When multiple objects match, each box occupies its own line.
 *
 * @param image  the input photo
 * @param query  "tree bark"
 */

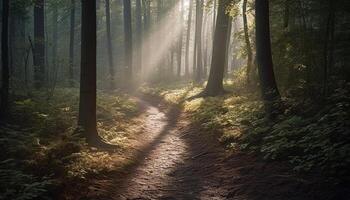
xmin=105 ymin=0 xmax=115 ymax=88
xmin=185 ymin=0 xmax=193 ymax=77
xmin=69 ymin=0 xmax=75 ymax=87
xmin=243 ymin=0 xmax=253 ymax=85
xmin=255 ymin=0 xmax=280 ymax=101
xmin=33 ymin=0 xmax=45 ymax=89
xmin=203 ymin=0 xmax=231 ymax=96
xmin=79 ymin=0 xmax=98 ymax=142
xmin=135 ymin=0 xmax=142 ymax=73
xmin=123 ymin=0 xmax=133 ymax=79
xmin=51 ymin=3 xmax=58 ymax=86
xmin=177 ymin=0 xmax=184 ymax=77
xmin=1 ymin=0 xmax=9 ymax=117
xmin=224 ymin=18 xmax=232 ymax=77
xmin=194 ymin=0 xmax=203 ymax=83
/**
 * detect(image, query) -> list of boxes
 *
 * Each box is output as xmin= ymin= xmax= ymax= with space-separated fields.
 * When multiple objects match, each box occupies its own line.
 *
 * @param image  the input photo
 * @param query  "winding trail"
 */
xmin=84 ymin=97 xmax=322 ymax=200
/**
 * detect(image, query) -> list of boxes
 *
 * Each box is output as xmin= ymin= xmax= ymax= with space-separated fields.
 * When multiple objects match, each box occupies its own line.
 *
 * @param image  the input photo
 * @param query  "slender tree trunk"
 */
xmin=195 ymin=0 xmax=203 ymax=83
xmin=105 ymin=0 xmax=115 ymax=88
xmin=135 ymin=0 xmax=142 ymax=73
xmin=203 ymin=0 xmax=230 ymax=96
xmin=203 ymin=9 xmax=209 ymax=77
xmin=177 ymin=0 xmax=184 ymax=77
xmin=185 ymin=0 xmax=193 ymax=77
xmin=79 ymin=0 xmax=99 ymax=143
xmin=123 ymin=0 xmax=133 ymax=79
xmin=224 ymin=18 xmax=232 ymax=77
xmin=323 ymin=0 xmax=336 ymax=96
xmin=1 ymin=0 xmax=9 ymax=117
xmin=52 ymin=3 xmax=58 ymax=86
xmin=243 ymin=0 xmax=253 ymax=85
xmin=255 ymin=0 xmax=280 ymax=101
xmin=69 ymin=0 xmax=75 ymax=87
xmin=33 ymin=0 xmax=46 ymax=89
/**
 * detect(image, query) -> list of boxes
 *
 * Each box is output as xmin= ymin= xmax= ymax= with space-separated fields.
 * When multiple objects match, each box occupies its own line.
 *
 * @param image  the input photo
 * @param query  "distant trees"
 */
xmin=78 ymin=0 xmax=99 ymax=144
xmin=105 ymin=0 xmax=114 ymax=88
xmin=194 ymin=0 xmax=204 ymax=83
xmin=33 ymin=0 xmax=46 ymax=89
xmin=255 ymin=0 xmax=280 ymax=101
xmin=1 ymin=0 xmax=10 ymax=117
xmin=69 ymin=0 xmax=75 ymax=87
xmin=243 ymin=0 xmax=253 ymax=85
xmin=123 ymin=0 xmax=133 ymax=79
xmin=185 ymin=0 xmax=194 ymax=77
xmin=202 ymin=0 xmax=231 ymax=96
xmin=135 ymin=0 xmax=143 ymax=74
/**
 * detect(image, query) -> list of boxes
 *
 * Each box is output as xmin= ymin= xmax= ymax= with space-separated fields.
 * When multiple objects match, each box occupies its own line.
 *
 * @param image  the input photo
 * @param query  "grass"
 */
xmin=140 ymin=80 xmax=350 ymax=183
xmin=0 ymin=88 xmax=141 ymax=200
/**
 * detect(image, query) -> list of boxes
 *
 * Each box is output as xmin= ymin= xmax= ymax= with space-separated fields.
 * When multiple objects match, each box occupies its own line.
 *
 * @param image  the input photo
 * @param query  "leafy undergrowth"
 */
xmin=141 ymin=81 xmax=350 ymax=183
xmin=0 ymin=88 xmax=139 ymax=200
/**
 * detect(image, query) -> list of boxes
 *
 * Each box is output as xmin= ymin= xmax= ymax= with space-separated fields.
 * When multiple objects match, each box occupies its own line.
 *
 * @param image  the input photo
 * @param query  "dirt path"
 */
xmin=84 ymin=98 xmax=327 ymax=200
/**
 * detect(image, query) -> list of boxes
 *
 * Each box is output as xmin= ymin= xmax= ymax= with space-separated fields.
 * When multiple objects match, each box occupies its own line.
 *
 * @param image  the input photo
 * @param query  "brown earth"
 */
xmin=70 ymin=97 xmax=344 ymax=200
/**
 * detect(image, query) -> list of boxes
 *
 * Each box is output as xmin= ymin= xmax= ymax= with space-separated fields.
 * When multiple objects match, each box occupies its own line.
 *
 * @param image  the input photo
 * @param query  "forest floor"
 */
xmin=72 ymin=95 xmax=324 ymax=200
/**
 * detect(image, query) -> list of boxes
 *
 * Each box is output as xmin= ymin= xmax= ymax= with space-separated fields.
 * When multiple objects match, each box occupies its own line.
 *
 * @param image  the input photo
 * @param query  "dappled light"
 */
xmin=1 ymin=0 xmax=350 ymax=199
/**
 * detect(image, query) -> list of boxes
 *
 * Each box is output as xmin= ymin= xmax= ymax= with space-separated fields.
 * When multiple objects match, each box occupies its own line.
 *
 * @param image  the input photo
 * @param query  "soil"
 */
xmin=72 ymin=97 xmax=346 ymax=200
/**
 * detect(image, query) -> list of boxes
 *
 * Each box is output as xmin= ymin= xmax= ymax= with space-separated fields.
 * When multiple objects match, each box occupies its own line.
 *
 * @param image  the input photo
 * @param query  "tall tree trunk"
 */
xmin=79 ymin=0 xmax=99 ymax=143
xmin=323 ymin=0 xmax=336 ymax=96
xmin=177 ymin=0 xmax=184 ymax=77
xmin=203 ymin=11 xmax=209 ymax=77
xmin=52 ymin=3 xmax=58 ymax=86
xmin=255 ymin=0 xmax=280 ymax=101
xmin=243 ymin=0 xmax=253 ymax=85
xmin=224 ymin=18 xmax=232 ymax=77
xmin=33 ymin=0 xmax=45 ymax=89
xmin=105 ymin=0 xmax=115 ymax=88
xmin=185 ymin=0 xmax=193 ymax=77
xmin=1 ymin=0 xmax=9 ymax=117
xmin=123 ymin=0 xmax=133 ymax=79
xmin=69 ymin=0 xmax=75 ymax=87
xmin=203 ymin=0 xmax=230 ymax=96
xmin=194 ymin=0 xmax=203 ymax=83
xmin=135 ymin=0 xmax=142 ymax=73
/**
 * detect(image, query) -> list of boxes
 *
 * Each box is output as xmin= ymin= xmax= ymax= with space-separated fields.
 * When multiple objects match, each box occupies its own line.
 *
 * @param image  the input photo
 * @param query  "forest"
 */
xmin=0 ymin=0 xmax=350 ymax=199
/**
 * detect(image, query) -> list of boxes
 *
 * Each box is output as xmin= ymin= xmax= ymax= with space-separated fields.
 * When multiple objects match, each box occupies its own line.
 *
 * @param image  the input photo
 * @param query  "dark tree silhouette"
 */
xmin=69 ymin=0 xmax=75 ymax=87
xmin=202 ymin=0 xmax=231 ymax=96
xmin=33 ymin=0 xmax=46 ymax=89
xmin=255 ymin=0 xmax=280 ymax=101
xmin=1 ymin=0 xmax=9 ymax=117
xmin=105 ymin=0 xmax=115 ymax=88
xmin=123 ymin=0 xmax=133 ymax=79
xmin=78 ymin=0 xmax=100 ymax=145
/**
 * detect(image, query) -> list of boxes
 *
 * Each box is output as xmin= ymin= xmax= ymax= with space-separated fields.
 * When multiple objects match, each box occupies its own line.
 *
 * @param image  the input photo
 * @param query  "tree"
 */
xmin=243 ymin=0 xmax=253 ymax=84
xmin=202 ymin=0 xmax=231 ymax=96
xmin=185 ymin=0 xmax=194 ymax=77
xmin=194 ymin=0 xmax=204 ymax=83
xmin=69 ymin=0 xmax=75 ymax=87
xmin=177 ymin=0 xmax=184 ymax=77
xmin=33 ymin=0 xmax=46 ymax=89
xmin=255 ymin=0 xmax=280 ymax=101
xmin=105 ymin=0 xmax=115 ymax=88
xmin=135 ymin=0 xmax=142 ymax=73
xmin=1 ymin=0 xmax=10 ymax=117
xmin=123 ymin=0 xmax=133 ymax=79
xmin=79 ymin=0 xmax=100 ymax=144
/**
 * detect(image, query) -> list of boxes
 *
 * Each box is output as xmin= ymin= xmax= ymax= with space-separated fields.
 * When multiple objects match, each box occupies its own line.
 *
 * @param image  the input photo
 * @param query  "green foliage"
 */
xmin=1 ymin=88 xmax=139 ymax=199
xmin=144 ymin=81 xmax=350 ymax=182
